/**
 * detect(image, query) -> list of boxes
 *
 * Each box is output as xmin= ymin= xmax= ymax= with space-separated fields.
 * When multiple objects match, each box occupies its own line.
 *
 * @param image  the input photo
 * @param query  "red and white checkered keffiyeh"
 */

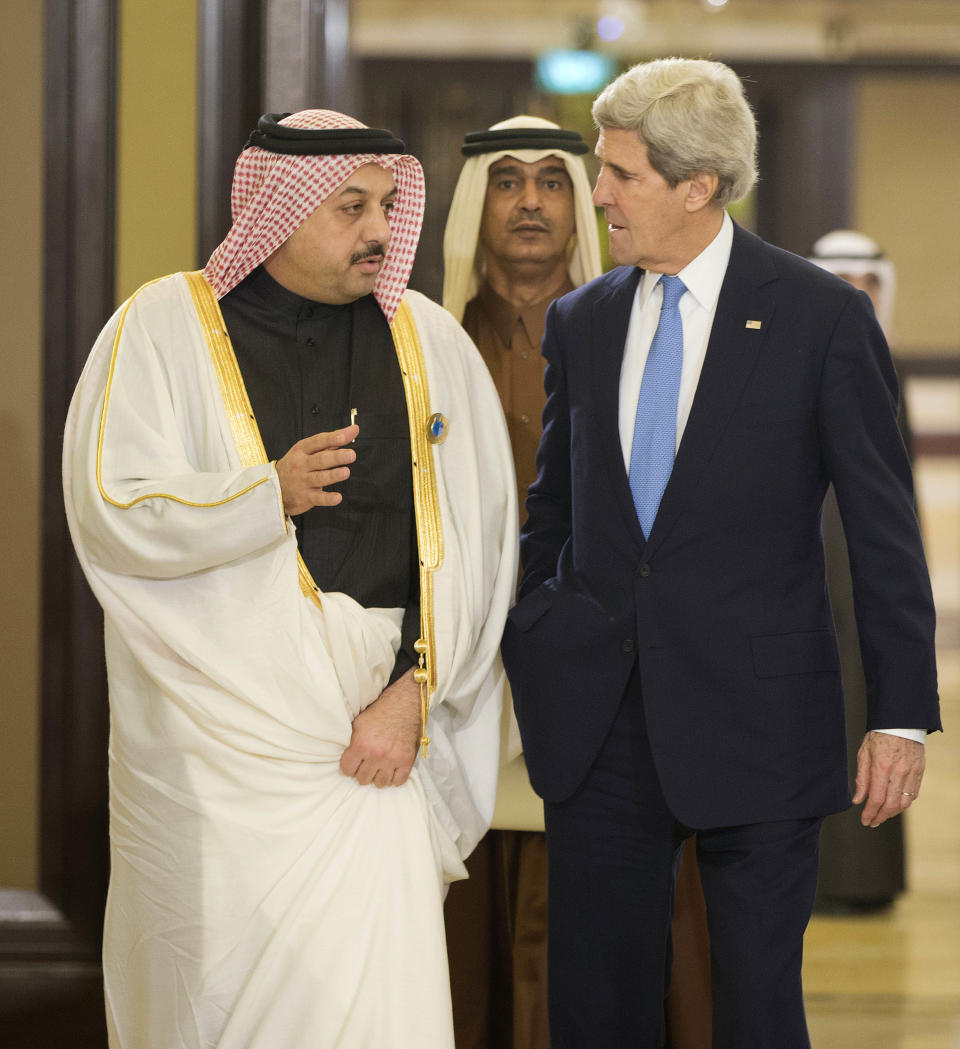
xmin=203 ymin=110 xmax=424 ymax=322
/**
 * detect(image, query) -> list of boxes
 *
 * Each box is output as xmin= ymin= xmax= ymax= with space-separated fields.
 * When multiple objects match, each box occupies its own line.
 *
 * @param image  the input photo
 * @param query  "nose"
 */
xmin=593 ymin=167 xmax=612 ymax=208
xmin=518 ymin=178 xmax=542 ymax=211
xmin=363 ymin=207 xmax=391 ymax=250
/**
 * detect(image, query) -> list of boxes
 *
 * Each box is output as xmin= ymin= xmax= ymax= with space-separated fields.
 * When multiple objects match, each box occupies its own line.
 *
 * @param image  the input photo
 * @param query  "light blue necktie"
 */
xmin=628 ymin=274 xmax=686 ymax=538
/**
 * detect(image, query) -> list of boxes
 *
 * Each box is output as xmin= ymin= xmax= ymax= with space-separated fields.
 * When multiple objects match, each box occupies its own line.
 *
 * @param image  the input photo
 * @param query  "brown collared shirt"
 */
xmin=462 ymin=276 xmax=574 ymax=516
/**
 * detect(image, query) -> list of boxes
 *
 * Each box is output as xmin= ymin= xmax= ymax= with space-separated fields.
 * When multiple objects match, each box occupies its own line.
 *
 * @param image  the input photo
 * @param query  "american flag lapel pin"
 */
xmin=745 ymin=319 xmax=762 ymax=330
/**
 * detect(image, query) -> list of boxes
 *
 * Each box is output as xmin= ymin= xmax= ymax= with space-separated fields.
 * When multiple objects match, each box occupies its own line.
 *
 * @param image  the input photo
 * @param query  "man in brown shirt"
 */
xmin=442 ymin=116 xmax=711 ymax=1049
xmin=445 ymin=118 xmax=602 ymax=525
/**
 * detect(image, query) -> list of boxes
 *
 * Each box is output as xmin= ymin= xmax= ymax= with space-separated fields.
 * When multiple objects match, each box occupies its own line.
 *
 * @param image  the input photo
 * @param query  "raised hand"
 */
xmin=275 ymin=424 xmax=359 ymax=515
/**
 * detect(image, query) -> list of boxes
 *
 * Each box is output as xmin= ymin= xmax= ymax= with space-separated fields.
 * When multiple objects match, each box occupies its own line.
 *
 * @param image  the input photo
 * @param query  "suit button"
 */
xmin=622 ymin=638 xmax=635 ymax=653
xmin=639 ymin=563 xmax=651 ymax=578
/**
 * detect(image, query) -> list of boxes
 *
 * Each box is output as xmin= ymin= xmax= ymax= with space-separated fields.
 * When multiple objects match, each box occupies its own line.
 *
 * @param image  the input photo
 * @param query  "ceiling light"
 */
xmin=597 ymin=15 xmax=625 ymax=41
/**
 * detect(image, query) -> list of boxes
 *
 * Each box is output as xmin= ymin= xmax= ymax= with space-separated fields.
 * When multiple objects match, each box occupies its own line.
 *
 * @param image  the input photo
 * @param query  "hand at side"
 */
xmin=853 ymin=730 xmax=925 ymax=827
xmin=340 ymin=668 xmax=421 ymax=788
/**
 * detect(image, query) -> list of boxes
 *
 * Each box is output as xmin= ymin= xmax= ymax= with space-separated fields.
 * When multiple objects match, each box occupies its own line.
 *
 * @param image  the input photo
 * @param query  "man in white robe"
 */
xmin=63 ymin=109 xmax=517 ymax=1049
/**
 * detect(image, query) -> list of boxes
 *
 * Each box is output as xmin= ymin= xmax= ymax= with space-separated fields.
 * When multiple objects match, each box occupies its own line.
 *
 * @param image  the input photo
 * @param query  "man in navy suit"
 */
xmin=500 ymin=58 xmax=940 ymax=1049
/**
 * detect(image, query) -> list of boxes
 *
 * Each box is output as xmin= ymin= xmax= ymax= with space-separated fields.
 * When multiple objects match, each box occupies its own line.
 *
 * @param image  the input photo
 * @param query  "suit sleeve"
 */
xmin=817 ymin=290 xmax=940 ymax=732
xmin=518 ymin=300 xmax=573 ymax=598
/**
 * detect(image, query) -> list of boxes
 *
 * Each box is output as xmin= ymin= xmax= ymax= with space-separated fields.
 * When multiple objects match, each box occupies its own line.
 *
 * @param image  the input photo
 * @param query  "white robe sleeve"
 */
xmin=65 ymin=277 xmax=288 ymax=579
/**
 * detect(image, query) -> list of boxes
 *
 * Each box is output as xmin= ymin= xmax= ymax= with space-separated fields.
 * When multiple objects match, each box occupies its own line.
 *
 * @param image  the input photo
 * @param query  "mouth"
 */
xmin=351 ymin=243 xmax=386 ymax=272
xmin=354 ymin=256 xmax=383 ymax=273
xmin=510 ymin=223 xmax=550 ymax=235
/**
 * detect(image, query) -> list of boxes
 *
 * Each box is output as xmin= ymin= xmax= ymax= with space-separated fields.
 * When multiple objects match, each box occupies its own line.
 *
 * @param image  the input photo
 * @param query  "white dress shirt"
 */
xmin=616 ymin=212 xmax=923 ymax=746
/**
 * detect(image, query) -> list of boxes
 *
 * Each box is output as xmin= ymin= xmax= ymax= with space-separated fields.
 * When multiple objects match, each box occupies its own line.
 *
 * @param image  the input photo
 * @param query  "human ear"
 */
xmin=685 ymin=171 xmax=720 ymax=212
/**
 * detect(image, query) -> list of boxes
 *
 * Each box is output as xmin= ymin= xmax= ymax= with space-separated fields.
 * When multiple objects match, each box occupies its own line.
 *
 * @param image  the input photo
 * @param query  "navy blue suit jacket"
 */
xmin=500 ymin=222 xmax=940 ymax=829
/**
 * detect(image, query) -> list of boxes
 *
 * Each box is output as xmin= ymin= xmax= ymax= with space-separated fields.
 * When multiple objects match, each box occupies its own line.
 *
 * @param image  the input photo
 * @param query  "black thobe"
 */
xmin=220 ymin=266 xmax=419 ymax=682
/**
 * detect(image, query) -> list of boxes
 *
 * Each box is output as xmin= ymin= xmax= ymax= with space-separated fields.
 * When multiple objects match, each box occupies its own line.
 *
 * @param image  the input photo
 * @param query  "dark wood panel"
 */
xmin=305 ymin=0 xmax=356 ymax=114
xmin=897 ymin=354 xmax=960 ymax=376
xmin=41 ymin=0 xmax=116 ymax=950
xmin=2 ymin=0 xmax=121 ymax=1040
xmin=0 ymin=961 xmax=106 ymax=1049
xmin=737 ymin=62 xmax=854 ymax=256
xmin=913 ymin=434 xmax=960 ymax=456
xmin=196 ymin=0 xmax=266 ymax=264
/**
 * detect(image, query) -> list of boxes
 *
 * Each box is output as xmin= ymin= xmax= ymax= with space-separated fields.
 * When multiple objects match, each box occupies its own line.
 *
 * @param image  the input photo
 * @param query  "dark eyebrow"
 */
xmin=336 ymin=184 xmax=398 ymax=200
xmin=489 ymin=162 xmax=570 ymax=179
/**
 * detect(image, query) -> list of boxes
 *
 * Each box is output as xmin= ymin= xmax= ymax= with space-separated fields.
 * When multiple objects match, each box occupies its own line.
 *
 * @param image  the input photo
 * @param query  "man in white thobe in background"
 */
xmin=809 ymin=230 xmax=914 ymax=913
xmin=63 ymin=109 xmax=517 ymax=1049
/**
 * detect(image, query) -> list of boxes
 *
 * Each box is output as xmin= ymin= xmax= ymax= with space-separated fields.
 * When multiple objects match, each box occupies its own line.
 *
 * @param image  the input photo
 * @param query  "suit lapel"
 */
xmin=590 ymin=266 xmax=648 ymax=550
xmin=643 ymin=225 xmax=779 ymax=558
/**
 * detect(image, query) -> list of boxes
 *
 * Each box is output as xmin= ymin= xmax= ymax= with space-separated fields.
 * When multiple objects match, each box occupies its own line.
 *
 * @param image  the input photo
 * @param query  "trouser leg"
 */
xmin=544 ymin=681 xmax=683 ymax=1049
xmin=696 ymin=816 xmax=823 ymax=1049
xmin=665 ymin=839 xmax=713 ymax=1049
xmin=444 ymin=831 xmax=512 ymax=1049
xmin=446 ymin=825 xmax=551 ymax=1049
xmin=510 ymin=831 xmax=551 ymax=1049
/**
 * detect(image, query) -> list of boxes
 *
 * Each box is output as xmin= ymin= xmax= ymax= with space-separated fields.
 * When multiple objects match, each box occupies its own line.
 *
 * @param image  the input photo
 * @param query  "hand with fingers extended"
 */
xmin=853 ymin=730 xmax=926 ymax=828
xmin=339 ymin=668 xmax=422 ymax=788
xmin=275 ymin=424 xmax=359 ymax=515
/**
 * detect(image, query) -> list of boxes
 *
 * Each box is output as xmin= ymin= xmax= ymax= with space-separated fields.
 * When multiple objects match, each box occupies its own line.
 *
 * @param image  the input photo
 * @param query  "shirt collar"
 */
xmin=637 ymin=211 xmax=734 ymax=313
xmin=238 ymin=265 xmax=354 ymax=320
xmin=476 ymin=274 xmax=575 ymax=347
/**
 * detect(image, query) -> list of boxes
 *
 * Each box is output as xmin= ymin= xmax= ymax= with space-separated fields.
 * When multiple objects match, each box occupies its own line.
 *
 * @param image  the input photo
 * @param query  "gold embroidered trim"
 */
xmin=184 ymin=271 xmax=321 ymax=608
xmin=96 ymin=275 xmax=272 ymax=510
xmin=390 ymin=299 xmax=444 ymax=757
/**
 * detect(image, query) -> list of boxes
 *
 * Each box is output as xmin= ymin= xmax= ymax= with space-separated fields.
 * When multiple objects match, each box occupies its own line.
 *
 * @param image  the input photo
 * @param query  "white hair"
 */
xmin=592 ymin=58 xmax=757 ymax=208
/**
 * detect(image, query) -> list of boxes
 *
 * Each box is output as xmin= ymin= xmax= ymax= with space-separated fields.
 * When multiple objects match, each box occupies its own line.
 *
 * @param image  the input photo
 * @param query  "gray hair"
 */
xmin=592 ymin=58 xmax=757 ymax=207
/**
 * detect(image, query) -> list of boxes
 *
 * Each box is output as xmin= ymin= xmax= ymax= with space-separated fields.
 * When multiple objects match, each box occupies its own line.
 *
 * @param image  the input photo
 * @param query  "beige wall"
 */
xmin=116 ymin=0 xmax=199 ymax=303
xmin=0 ymin=2 xmax=44 ymax=889
xmin=854 ymin=73 xmax=960 ymax=355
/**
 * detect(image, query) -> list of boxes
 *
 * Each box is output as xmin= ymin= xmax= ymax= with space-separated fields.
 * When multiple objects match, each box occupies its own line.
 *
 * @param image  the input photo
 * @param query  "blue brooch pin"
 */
xmin=427 ymin=412 xmax=449 ymax=444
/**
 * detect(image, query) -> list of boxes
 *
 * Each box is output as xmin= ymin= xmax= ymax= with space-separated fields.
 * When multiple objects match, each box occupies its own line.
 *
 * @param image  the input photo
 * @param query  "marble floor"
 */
xmin=803 ymin=378 xmax=960 ymax=1049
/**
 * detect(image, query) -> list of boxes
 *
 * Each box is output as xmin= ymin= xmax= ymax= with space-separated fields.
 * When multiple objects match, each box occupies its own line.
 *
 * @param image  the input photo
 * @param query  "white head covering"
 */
xmin=442 ymin=116 xmax=603 ymax=323
xmin=809 ymin=229 xmax=896 ymax=336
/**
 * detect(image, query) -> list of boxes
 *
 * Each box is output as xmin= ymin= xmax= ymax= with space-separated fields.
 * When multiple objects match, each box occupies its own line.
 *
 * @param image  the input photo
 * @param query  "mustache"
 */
xmin=508 ymin=217 xmax=552 ymax=232
xmin=350 ymin=243 xmax=387 ymax=264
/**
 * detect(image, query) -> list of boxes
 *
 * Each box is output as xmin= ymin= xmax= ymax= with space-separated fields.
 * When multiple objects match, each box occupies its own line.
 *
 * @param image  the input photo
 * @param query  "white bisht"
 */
xmin=63 ymin=271 xmax=517 ymax=1049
